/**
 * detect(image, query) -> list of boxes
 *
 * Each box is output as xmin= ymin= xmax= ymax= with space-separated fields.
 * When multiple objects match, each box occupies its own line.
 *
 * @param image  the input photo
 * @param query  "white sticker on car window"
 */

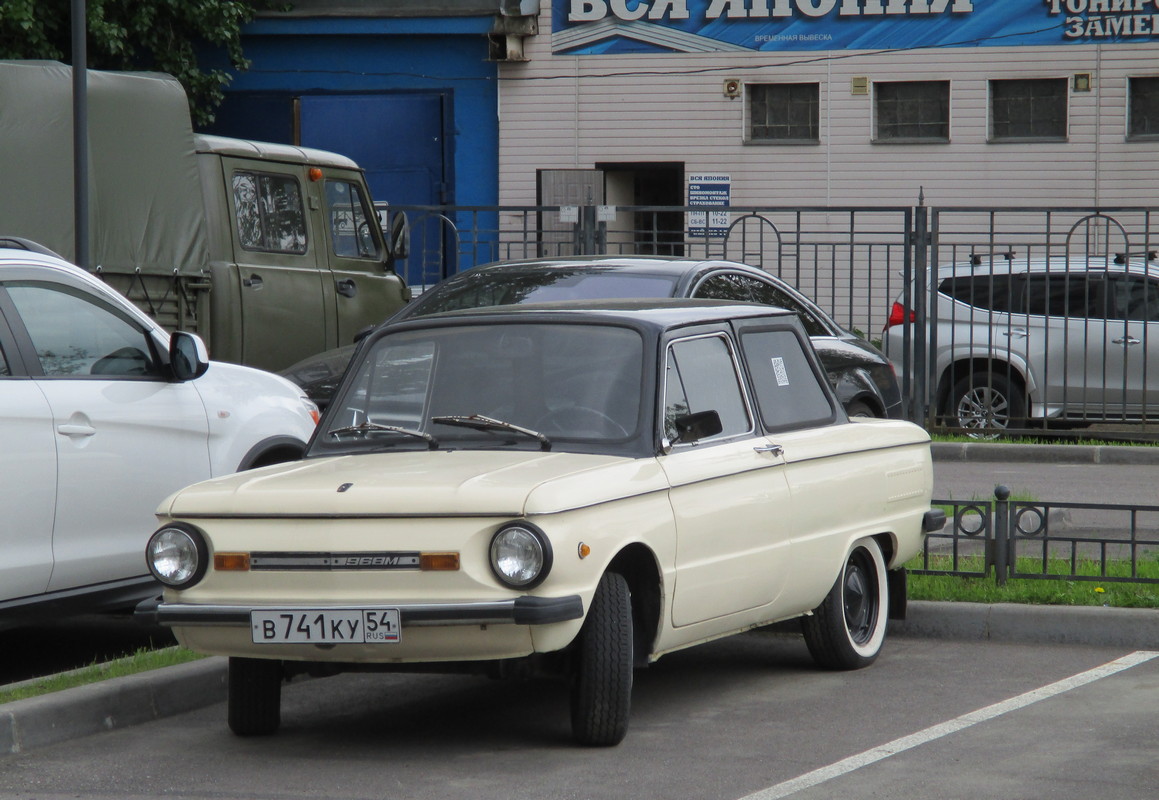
xmin=771 ymin=356 xmax=790 ymax=387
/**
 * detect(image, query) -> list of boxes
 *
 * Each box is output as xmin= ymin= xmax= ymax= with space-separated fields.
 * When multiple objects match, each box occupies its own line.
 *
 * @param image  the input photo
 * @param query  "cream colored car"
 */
xmin=139 ymin=300 xmax=941 ymax=746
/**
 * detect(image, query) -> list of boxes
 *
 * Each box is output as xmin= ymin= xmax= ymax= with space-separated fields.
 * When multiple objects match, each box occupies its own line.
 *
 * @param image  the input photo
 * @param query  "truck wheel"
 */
xmin=228 ymin=657 xmax=283 ymax=736
xmin=801 ymin=537 xmax=888 ymax=671
xmin=570 ymin=571 xmax=633 ymax=746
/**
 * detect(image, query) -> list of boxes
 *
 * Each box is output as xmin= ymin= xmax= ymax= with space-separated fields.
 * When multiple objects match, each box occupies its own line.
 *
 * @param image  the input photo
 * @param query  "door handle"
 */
xmin=1113 ymin=336 xmax=1142 ymax=346
xmin=1001 ymin=328 xmax=1029 ymax=339
xmin=57 ymin=423 xmax=96 ymax=438
xmin=336 ymin=278 xmax=358 ymax=298
xmin=242 ymin=274 xmax=264 ymax=289
xmin=753 ymin=443 xmax=783 ymax=456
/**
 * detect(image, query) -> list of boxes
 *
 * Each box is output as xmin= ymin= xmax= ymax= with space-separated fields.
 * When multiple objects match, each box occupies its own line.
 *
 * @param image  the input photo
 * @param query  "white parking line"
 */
xmin=739 ymin=650 xmax=1159 ymax=800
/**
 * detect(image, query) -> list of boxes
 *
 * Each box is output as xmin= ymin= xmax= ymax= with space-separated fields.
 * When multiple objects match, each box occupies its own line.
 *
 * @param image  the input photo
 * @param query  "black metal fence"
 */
xmin=385 ymin=202 xmax=1159 ymax=440
xmin=914 ymin=486 xmax=1159 ymax=586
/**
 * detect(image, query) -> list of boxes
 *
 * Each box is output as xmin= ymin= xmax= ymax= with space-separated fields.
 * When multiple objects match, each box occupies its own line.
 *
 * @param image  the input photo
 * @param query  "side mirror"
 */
xmin=673 ymin=410 xmax=723 ymax=444
xmin=169 ymin=331 xmax=209 ymax=382
xmin=388 ymin=211 xmax=409 ymax=261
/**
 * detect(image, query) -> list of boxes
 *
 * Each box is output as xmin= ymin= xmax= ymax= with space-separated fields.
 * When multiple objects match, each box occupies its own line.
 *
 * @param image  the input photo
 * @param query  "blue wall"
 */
xmin=201 ymin=15 xmax=500 ymax=284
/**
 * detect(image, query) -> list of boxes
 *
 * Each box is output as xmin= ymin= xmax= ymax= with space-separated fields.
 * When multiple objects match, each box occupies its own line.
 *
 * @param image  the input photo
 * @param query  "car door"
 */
xmin=0 ymin=308 xmax=56 ymax=601
xmin=322 ymin=175 xmax=406 ymax=345
xmin=1024 ymin=271 xmax=1128 ymax=417
xmin=2 ymin=280 xmax=211 ymax=592
xmin=1108 ymin=272 xmax=1159 ymax=417
xmin=222 ymin=159 xmax=328 ymax=371
xmin=658 ymin=329 xmax=793 ymax=628
xmin=734 ymin=324 xmax=855 ymax=606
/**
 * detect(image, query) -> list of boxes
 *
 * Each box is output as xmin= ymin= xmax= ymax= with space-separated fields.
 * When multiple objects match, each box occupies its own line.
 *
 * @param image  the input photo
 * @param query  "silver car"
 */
xmin=883 ymin=253 xmax=1159 ymax=434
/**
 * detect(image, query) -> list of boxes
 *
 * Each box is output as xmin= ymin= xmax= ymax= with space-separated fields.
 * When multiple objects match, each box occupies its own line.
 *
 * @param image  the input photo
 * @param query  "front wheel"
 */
xmin=228 ymin=657 xmax=283 ymax=736
xmin=570 ymin=571 xmax=633 ymax=746
xmin=801 ymin=537 xmax=889 ymax=671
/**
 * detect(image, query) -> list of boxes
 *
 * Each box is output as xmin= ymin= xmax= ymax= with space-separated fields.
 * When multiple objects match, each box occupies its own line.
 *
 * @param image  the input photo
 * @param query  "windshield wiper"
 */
xmin=327 ymin=421 xmax=438 ymax=450
xmin=430 ymin=414 xmax=551 ymax=451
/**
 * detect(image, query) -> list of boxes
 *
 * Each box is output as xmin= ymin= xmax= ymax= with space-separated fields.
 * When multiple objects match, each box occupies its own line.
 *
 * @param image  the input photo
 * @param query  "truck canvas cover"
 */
xmin=0 ymin=60 xmax=209 ymax=276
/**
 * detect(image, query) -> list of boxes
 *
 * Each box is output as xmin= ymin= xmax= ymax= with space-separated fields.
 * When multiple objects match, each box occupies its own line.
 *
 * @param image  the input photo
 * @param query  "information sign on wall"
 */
xmin=687 ymin=173 xmax=731 ymax=239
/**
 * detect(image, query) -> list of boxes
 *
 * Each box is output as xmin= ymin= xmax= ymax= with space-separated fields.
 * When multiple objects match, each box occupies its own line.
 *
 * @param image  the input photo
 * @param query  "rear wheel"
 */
xmin=228 ymin=657 xmax=283 ymax=736
xmin=570 ymin=571 xmax=633 ymax=746
xmin=801 ymin=537 xmax=888 ymax=671
xmin=947 ymin=370 xmax=1025 ymax=438
xmin=844 ymin=400 xmax=877 ymax=419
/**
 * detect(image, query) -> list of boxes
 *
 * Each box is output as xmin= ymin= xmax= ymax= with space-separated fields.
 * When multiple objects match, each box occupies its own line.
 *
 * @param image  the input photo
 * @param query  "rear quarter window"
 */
xmin=938 ymin=274 xmax=1021 ymax=313
xmin=740 ymin=328 xmax=835 ymax=431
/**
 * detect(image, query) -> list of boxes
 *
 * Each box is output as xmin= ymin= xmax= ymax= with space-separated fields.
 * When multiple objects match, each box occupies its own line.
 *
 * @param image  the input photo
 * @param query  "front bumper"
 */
xmin=134 ymin=594 xmax=584 ymax=629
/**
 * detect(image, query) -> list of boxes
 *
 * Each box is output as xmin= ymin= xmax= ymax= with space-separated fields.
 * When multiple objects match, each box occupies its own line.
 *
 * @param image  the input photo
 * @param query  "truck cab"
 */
xmin=195 ymin=135 xmax=410 ymax=371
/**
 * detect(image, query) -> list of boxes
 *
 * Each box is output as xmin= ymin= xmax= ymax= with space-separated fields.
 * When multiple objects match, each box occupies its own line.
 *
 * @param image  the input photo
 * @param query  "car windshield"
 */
xmin=406 ymin=268 xmax=680 ymax=317
xmin=314 ymin=322 xmax=646 ymax=455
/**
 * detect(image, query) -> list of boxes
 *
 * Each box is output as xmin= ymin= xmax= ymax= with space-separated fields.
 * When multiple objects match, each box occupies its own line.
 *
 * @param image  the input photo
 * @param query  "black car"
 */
xmin=280 ymin=256 xmax=903 ymax=419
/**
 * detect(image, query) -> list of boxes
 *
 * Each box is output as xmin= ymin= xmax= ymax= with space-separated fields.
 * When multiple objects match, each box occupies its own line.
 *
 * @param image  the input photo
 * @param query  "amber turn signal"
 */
xmin=420 ymin=552 xmax=460 ymax=571
xmin=214 ymin=552 xmax=251 ymax=571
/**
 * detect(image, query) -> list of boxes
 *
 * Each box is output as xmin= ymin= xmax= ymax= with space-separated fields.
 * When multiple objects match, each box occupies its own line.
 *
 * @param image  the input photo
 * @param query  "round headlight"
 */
xmin=489 ymin=523 xmax=552 ymax=589
xmin=146 ymin=524 xmax=208 ymax=588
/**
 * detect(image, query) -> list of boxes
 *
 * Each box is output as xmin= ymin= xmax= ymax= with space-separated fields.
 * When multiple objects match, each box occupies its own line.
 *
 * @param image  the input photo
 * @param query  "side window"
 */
xmin=1024 ymin=274 xmax=1109 ymax=319
xmin=745 ymin=280 xmax=830 ymax=337
xmin=231 ymin=171 xmax=307 ymax=254
xmin=0 ymin=339 xmax=9 ymax=376
xmin=695 ymin=273 xmax=828 ymax=336
xmin=326 ymin=180 xmax=381 ymax=259
xmin=740 ymin=328 xmax=834 ymax=431
xmin=694 ymin=273 xmax=756 ymax=303
xmin=6 ymin=283 xmax=160 ymax=378
xmin=1111 ymin=275 xmax=1159 ymax=322
xmin=664 ymin=334 xmax=751 ymax=444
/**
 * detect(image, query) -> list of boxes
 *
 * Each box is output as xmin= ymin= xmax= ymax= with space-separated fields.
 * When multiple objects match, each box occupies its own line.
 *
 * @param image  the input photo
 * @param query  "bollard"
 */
xmin=994 ymin=484 xmax=1011 ymax=586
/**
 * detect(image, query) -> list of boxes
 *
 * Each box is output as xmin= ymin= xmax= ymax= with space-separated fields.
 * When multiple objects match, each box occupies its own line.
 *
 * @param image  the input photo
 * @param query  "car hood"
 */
xmin=161 ymin=449 xmax=669 ymax=518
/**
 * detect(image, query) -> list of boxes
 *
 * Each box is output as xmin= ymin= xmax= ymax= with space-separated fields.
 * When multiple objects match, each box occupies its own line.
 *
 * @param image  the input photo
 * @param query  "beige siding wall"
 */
xmin=498 ymin=3 xmax=1159 ymax=209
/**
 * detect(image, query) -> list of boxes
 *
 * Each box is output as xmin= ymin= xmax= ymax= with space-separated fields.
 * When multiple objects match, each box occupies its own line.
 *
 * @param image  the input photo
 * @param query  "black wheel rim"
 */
xmin=842 ymin=550 xmax=879 ymax=646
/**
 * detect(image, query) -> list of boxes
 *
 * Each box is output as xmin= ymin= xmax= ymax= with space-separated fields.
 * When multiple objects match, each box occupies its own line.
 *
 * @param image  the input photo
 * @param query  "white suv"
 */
xmin=0 ymin=242 xmax=319 ymax=629
xmin=882 ymin=253 xmax=1159 ymax=434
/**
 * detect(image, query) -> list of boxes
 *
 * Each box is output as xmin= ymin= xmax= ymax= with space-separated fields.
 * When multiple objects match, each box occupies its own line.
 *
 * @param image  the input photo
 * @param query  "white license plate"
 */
xmin=250 ymin=609 xmax=401 ymax=644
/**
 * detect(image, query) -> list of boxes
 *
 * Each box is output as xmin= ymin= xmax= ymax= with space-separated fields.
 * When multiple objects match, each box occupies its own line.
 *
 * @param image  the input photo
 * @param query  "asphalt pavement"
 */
xmin=3 ymin=440 xmax=1158 ymax=757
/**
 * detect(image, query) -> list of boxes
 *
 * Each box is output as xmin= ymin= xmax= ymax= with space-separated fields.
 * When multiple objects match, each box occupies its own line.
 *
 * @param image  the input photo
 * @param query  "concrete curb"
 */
xmin=6 ymin=601 xmax=1159 ymax=755
xmin=893 ymin=601 xmax=1159 ymax=648
xmin=1 ymin=656 xmax=226 ymax=755
xmin=931 ymin=441 xmax=1159 ymax=465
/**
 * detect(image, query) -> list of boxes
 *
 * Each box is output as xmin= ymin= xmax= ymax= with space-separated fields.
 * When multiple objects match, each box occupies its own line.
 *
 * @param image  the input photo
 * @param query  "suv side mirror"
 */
xmin=673 ymin=410 xmax=723 ymax=444
xmin=170 ymin=331 xmax=210 ymax=382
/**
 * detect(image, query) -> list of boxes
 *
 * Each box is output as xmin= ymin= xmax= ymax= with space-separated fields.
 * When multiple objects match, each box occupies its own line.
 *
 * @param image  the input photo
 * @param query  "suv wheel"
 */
xmin=947 ymin=371 xmax=1025 ymax=438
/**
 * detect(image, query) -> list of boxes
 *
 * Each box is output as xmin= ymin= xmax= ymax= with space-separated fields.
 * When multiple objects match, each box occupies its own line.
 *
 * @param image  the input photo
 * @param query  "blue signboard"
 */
xmin=552 ymin=0 xmax=1159 ymax=54
xmin=687 ymin=173 xmax=731 ymax=238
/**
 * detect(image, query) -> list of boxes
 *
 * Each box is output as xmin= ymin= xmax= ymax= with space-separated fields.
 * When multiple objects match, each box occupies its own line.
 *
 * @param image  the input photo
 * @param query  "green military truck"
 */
xmin=0 ymin=60 xmax=409 ymax=372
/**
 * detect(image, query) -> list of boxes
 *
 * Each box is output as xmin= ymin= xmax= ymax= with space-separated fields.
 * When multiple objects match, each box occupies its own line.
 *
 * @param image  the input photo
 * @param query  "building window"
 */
xmin=874 ymin=81 xmax=949 ymax=143
xmin=990 ymin=78 xmax=1067 ymax=141
xmin=748 ymin=83 xmax=819 ymax=143
xmin=1129 ymin=77 xmax=1159 ymax=140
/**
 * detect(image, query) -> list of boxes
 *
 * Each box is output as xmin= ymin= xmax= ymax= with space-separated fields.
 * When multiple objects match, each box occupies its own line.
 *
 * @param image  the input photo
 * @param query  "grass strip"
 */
xmin=907 ymin=553 xmax=1159 ymax=608
xmin=0 ymin=646 xmax=205 ymax=705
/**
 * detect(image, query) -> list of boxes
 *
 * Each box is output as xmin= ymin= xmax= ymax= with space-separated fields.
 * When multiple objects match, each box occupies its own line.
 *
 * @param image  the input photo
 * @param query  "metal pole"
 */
xmin=913 ymin=190 xmax=929 ymax=427
xmin=72 ymin=0 xmax=89 ymax=269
